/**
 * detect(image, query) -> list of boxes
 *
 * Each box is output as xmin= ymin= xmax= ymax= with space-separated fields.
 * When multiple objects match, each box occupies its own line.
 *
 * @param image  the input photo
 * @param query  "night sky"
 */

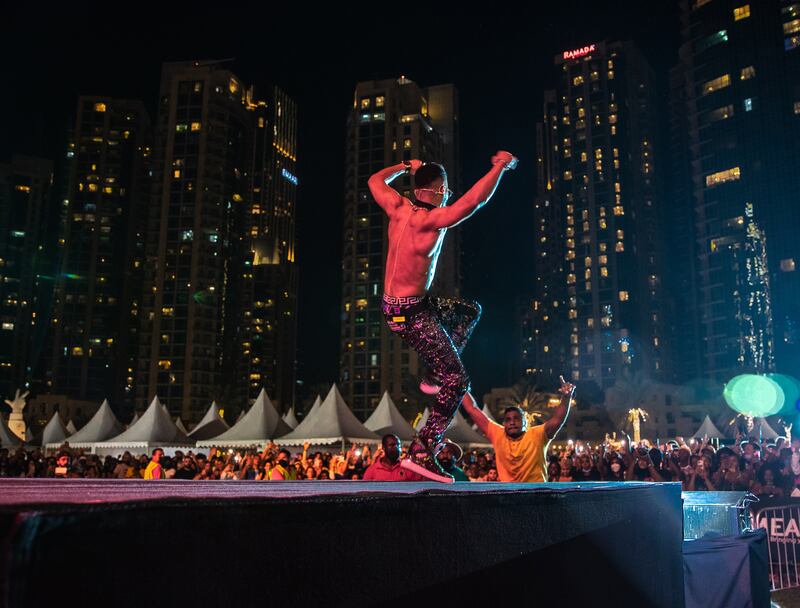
xmin=5 ymin=3 xmax=680 ymax=403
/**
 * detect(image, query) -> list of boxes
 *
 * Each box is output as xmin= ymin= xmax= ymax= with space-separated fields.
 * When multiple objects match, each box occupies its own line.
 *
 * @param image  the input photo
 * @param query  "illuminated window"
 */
xmin=176 ymin=124 xmax=188 ymax=133
xmin=781 ymin=259 xmax=796 ymax=272
xmin=740 ymin=66 xmax=755 ymax=80
xmin=744 ymin=98 xmax=753 ymax=111
xmin=573 ymin=75 xmax=584 ymax=86
xmin=705 ymin=166 xmax=741 ymax=187
xmin=161 ymin=307 xmax=174 ymax=316
xmin=786 ymin=36 xmax=800 ymax=51
xmin=600 ymin=267 xmax=608 ymax=277
xmin=613 ymin=205 xmax=624 ymax=216
xmin=190 ymin=122 xmax=201 ymax=131
xmin=1 ymin=322 xmax=13 ymax=330
xmin=580 ymin=151 xmax=587 ymax=162
xmin=564 ymin=170 xmax=573 ymax=180
xmin=180 ymin=230 xmax=193 ymax=241
xmin=794 ymin=101 xmax=800 ymax=114
xmin=94 ymin=103 xmax=106 ymax=112
xmin=587 ymin=318 xmax=594 ymax=328
xmin=733 ymin=4 xmax=750 ymax=20
xmin=584 ymin=256 xmax=592 ymax=267
xmin=584 ymin=268 xmax=591 ymax=280
xmin=616 ymin=229 xmax=624 ymax=240
xmin=87 ymin=183 xmax=98 ymax=192
xmin=72 ymin=347 xmax=83 ymax=356
xmin=786 ymin=19 xmax=800 ymax=35
xmin=619 ymin=291 xmax=629 ymax=301
xmin=173 ymin=169 xmax=181 ymax=179
xmin=599 ymin=219 xmax=607 ymax=229
xmin=567 ymin=273 xmax=576 ymax=285
xmin=599 ymin=243 xmax=607 ymax=252
xmin=616 ymin=242 xmax=625 ymax=252
xmin=376 ymin=96 xmax=385 ymax=107
xmin=608 ymin=70 xmax=614 ymax=80
xmin=158 ymin=360 xmax=172 ymax=370
xmin=360 ymin=98 xmax=371 ymax=109
xmin=578 ymin=108 xmax=586 ymax=119
xmin=702 ymin=74 xmax=731 ymax=95
xmin=403 ymin=139 xmax=412 ymax=149
xmin=707 ymin=105 xmax=734 ymax=122
xmin=784 ymin=4 xmax=800 ymax=17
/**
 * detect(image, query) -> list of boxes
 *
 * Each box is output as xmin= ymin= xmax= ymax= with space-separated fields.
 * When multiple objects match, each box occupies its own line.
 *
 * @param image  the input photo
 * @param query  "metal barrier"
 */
xmin=751 ymin=500 xmax=800 ymax=591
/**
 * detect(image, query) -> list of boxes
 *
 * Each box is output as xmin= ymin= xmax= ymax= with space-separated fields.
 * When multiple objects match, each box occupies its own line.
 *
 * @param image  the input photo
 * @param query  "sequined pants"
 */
xmin=381 ymin=294 xmax=481 ymax=447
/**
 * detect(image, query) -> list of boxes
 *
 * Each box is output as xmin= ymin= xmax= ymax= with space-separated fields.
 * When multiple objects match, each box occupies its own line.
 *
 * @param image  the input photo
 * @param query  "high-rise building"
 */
xmin=137 ymin=61 xmax=298 ymax=421
xmin=340 ymin=77 xmax=460 ymax=418
xmin=528 ymin=41 xmax=669 ymax=389
xmin=670 ymin=0 xmax=800 ymax=380
xmin=44 ymin=96 xmax=151 ymax=407
xmin=237 ymin=86 xmax=298 ymax=411
xmin=0 ymin=155 xmax=54 ymax=398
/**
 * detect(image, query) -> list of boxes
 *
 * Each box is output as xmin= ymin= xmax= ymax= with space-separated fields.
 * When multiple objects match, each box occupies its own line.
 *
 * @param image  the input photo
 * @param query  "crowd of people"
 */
xmin=0 ymin=431 xmax=796 ymax=497
xmin=547 ymin=433 xmax=797 ymax=497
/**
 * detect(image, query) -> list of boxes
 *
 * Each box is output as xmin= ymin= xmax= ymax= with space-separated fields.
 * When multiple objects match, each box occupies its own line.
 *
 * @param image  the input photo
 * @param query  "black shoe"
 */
xmin=401 ymin=439 xmax=454 ymax=483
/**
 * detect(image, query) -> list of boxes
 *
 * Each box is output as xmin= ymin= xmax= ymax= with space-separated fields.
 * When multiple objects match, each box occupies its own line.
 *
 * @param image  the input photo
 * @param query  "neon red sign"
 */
xmin=562 ymin=44 xmax=597 ymax=60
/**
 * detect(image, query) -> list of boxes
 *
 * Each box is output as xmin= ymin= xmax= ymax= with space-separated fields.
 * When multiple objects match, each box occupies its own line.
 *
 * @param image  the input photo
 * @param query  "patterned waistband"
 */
xmin=382 ymin=293 xmax=426 ymax=306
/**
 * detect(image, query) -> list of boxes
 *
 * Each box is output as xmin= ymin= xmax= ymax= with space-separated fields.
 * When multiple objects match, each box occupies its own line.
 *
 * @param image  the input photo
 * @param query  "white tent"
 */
xmin=305 ymin=395 xmax=322 ymax=421
xmin=196 ymin=388 xmax=291 ymax=448
xmin=275 ymin=384 xmax=380 ymax=446
xmin=47 ymin=399 xmax=124 ymax=449
xmin=364 ymin=391 xmax=415 ymax=441
xmin=65 ymin=420 xmax=78 ymax=435
xmin=94 ymin=396 xmax=193 ymax=453
xmin=0 ymin=414 xmax=21 ymax=448
xmin=414 ymin=407 xmax=430 ymax=432
xmin=175 ymin=417 xmax=189 ymax=435
xmin=188 ymin=401 xmax=230 ymax=441
xmin=759 ymin=418 xmax=781 ymax=440
xmin=127 ymin=411 xmax=140 ymax=428
xmin=38 ymin=412 xmax=69 ymax=448
xmin=282 ymin=406 xmax=299 ymax=430
xmin=692 ymin=415 xmax=726 ymax=439
xmin=444 ymin=410 xmax=492 ymax=449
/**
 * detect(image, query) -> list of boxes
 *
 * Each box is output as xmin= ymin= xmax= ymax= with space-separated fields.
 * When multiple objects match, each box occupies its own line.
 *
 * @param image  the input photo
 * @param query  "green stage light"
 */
xmin=723 ymin=374 xmax=784 ymax=417
xmin=768 ymin=374 xmax=800 ymax=416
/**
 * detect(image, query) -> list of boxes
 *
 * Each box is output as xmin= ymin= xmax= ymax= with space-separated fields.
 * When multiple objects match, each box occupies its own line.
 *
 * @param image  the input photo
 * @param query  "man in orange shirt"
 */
xmin=462 ymin=376 xmax=575 ymax=482
xmin=143 ymin=448 xmax=164 ymax=480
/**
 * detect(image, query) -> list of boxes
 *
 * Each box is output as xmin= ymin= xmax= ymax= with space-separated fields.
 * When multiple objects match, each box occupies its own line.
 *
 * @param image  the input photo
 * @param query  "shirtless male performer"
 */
xmin=368 ymin=151 xmax=517 ymax=482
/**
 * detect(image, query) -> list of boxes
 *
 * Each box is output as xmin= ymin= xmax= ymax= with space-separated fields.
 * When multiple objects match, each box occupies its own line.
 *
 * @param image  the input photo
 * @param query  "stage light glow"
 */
xmin=723 ymin=374 xmax=784 ymax=417
xmin=768 ymin=374 xmax=800 ymax=415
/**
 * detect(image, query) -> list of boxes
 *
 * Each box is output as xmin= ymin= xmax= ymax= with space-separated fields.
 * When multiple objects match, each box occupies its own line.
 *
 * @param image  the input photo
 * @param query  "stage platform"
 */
xmin=0 ymin=480 xmax=684 ymax=607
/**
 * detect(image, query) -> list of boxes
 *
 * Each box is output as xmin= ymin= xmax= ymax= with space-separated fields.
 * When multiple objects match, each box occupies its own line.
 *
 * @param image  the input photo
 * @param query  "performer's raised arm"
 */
xmin=461 ymin=391 xmax=491 ymax=436
xmin=544 ymin=376 xmax=575 ymax=439
xmin=368 ymin=160 xmax=423 ymax=214
xmin=422 ymin=151 xmax=517 ymax=229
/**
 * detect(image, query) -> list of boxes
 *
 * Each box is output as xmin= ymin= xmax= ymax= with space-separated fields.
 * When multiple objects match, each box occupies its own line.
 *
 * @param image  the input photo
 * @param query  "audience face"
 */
xmin=502 ymin=410 xmax=525 ymax=439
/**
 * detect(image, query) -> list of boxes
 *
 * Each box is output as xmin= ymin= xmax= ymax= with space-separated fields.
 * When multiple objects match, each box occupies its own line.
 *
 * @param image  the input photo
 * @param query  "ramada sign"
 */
xmin=563 ymin=44 xmax=596 ymax=60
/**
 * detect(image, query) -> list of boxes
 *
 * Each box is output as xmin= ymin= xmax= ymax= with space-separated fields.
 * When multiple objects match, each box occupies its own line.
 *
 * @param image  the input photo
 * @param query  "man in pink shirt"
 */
xmin=363 ymin=434 xmax=423 ymax=481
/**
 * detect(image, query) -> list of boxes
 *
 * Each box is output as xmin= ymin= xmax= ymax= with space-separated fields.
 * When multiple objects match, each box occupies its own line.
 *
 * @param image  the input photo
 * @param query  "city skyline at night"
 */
xmin=12 ymin=3 xmax=796 ymax=428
